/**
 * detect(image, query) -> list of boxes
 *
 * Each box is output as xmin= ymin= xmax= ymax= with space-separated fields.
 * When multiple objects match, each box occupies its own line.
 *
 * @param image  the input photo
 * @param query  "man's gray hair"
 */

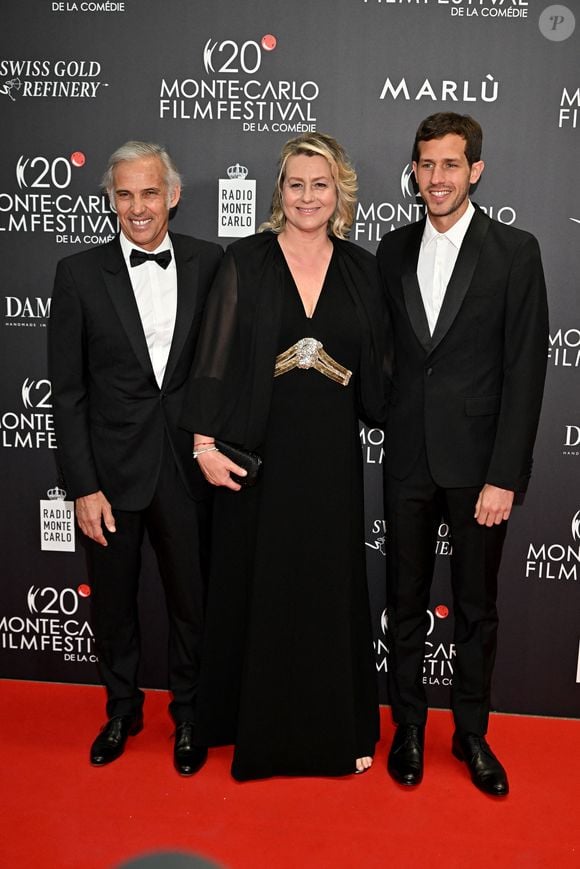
xmin=102 ymin=141 xmax=182 ymax=206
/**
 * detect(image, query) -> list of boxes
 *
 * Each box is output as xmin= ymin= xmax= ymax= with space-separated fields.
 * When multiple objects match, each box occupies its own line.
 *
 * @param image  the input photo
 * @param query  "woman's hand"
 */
xmin=194 ymin=438 xmax=247 ymax=490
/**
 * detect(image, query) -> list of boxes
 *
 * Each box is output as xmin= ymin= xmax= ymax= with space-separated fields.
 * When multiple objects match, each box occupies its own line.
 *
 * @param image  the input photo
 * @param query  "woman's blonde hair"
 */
xmin=259 ymin=133 xmax=357 ymax=239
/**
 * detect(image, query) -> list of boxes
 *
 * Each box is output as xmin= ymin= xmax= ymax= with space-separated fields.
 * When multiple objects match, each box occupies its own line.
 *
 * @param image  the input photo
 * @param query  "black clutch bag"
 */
xmin=215 ymin=440 xmax=263 ymax=487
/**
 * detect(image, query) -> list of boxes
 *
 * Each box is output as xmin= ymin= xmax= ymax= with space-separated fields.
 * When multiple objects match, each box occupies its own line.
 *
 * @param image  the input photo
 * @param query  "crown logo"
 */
xmin=227 ymin=163 xmax=248 ymax=179
xmin=47 ymin=486 xmax=66 ymax=500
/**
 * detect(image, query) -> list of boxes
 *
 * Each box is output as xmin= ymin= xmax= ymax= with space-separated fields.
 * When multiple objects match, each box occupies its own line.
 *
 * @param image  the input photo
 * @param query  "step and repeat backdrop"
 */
xmin=1 ymin=0 xmax=579 ymax=718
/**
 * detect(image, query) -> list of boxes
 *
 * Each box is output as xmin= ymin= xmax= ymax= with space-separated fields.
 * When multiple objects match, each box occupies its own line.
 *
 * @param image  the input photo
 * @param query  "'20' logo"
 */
xmin=203 ymin=39 xmax=263 ymax=75
xmin=21 ymin=379 xmax=52 ymax=410
xmin=27 ymin=586 xmax=82 ymax=615
xmin=16 ymin=156 xmax=73 ymax=190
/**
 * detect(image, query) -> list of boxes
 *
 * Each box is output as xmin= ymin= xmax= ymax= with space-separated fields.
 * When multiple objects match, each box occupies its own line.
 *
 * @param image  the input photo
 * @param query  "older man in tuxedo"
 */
xmin=377 ymin=113 xmax=548 ymax=795
xmin=49 ymin=141 xmax=222 ymax=774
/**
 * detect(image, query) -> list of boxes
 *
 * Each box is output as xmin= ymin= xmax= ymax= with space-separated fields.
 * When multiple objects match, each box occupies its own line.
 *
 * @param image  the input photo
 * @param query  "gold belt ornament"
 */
xmin=274 ymin=337 xmax=352 ymax=387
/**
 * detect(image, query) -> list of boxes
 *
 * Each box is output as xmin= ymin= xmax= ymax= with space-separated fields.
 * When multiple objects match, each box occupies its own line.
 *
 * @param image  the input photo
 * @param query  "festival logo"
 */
xmin=424 ymin=605 xmax=453 ymax=687
xmin=159 ymin=33 xmax=321 ymax=134
xmin=218 ymin=163 xmax=256 ymax=238
xmin=400 ymin=163 xmax=414 ymax=199
xmin=572 ymin=510 xmax=580 ymax=543
xmin=525 ymin=509 xmax=580 ymax=582
xmin=360 ymin=425 xmax=384 ymax=464
xmin=361 ymin=0 xmax=530 ymax=20
xmin=375 ymin=605 xmax=454 ymax=687
xmin=51 ymin=1 xmax=127 ymax=13
xmin=558 ymin=86 xmax=579 ymax=129
xmin=0 ymin=377 xmax=55 ymax=449
xmin=0 ymin=151 xmax=116 ymax=244
xmin=375 ymin=608 xmax=389 ymax=673
xmin=548 ymin=327 xmax=580 ymax=368
xmin=0 ymin=582 xmax=95 ymax=663
xmin=40 ymin=485 xmax=75 ymax=552
xmin=355 ymin=162 xmax=516 ymax=241
xmin=0 ymin=60 xmax=108 ymax=100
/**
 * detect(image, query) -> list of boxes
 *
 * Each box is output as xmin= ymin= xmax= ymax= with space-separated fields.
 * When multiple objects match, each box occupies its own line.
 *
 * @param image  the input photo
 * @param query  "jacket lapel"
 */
xmin=162 ymin=233 xmax=199 ymax=387
xmin=401 ymin=220 xmax=432 ymax=352
xmin=429 ymin=207 xmax=490 ymax=354
xmin=101 ymin=237 xmax=156 ymax=383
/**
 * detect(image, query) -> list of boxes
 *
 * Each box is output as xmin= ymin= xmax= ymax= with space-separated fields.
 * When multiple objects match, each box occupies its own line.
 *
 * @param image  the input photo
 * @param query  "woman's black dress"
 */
xmin=195 ymin=248 xmax=379 ymax=780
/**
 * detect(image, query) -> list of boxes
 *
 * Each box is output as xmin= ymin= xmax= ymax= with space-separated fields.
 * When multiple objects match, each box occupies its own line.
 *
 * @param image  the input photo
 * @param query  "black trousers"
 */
xmin=85 ymin=441 xmax=209 ymax=723
xmin=385 ymin=449 xmax=507 ymax=736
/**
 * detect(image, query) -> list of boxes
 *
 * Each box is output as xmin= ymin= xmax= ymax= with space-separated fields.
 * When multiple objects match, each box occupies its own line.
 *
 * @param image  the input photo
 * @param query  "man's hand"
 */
xmin=75 ymin=491 xmax=116 ymax=546
xmin=474 ymin=484 xmax=514 ymax=527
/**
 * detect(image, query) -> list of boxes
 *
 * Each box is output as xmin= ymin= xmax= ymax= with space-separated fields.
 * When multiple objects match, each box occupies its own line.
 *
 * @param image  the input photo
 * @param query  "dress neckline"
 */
xmin=276 ymin=239 xmax=335 ymax=320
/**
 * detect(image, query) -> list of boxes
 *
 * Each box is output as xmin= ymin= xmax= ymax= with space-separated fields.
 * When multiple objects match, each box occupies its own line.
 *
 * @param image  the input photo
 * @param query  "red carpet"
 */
xmin=1 ymin=680 xmax=578 ymax=869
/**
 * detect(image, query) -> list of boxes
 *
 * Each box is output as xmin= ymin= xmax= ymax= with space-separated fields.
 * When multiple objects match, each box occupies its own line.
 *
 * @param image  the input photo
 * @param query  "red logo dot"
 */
xmin=77 ymin=584 xmax=91 ymax=598
xmin=435 ymin=605 xmax=449 ymax=619
xmin=70 ymin=151 xmax=86 ymax=168
xmin=261 ymin=34 xmax=277 ymax=51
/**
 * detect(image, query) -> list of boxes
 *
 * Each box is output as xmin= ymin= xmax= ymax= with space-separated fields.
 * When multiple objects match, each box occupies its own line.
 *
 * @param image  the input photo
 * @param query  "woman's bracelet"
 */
xmin=192 ymin=445 xmax=219 ymax=460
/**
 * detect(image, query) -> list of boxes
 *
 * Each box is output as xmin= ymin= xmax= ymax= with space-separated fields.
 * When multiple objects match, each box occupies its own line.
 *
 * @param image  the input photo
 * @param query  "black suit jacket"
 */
xmin=377 ymin=207 xmax=549 ymax=492
xmin=49 ymin=232 xmax=223 ymax=509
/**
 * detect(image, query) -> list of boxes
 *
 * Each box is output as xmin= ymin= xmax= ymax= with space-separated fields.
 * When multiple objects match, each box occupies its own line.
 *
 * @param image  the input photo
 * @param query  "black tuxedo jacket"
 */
xmin=49 ymin=232 xmax=223 ymax=509
xmin=377 ymin=207 xmax=549 ymax=492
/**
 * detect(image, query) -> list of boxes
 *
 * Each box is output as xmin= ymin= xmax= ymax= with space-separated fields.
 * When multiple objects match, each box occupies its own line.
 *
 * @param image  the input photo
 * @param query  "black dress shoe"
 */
xmin=90 ymin=714 xmax=143 ymax=766
xmin=173 ymin=721 xmax=208 ymax=776
xmin=452 ymin=732 xmax=509 ymax=796
xmin=387 ymin=724 xmax=425 ymax=786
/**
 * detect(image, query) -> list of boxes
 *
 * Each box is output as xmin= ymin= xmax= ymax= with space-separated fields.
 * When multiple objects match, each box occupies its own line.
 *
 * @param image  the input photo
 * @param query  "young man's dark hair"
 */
xmin=412 ymin=112 xmax=483 ymax=166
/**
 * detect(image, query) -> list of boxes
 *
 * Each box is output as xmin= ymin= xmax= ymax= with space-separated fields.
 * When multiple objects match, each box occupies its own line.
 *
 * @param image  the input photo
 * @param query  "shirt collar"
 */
xmin=119 ymin=231 xmax=173 ymax=265
xmin=423 ymin=200 xmax=475 ymax=249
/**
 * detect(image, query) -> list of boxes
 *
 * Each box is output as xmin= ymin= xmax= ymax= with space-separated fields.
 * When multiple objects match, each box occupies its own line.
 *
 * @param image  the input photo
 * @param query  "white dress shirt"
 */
xmin=120 ymin=232 xmax=177 ymax=387
xmin=417 ymin=200 xmax=475 ymax=335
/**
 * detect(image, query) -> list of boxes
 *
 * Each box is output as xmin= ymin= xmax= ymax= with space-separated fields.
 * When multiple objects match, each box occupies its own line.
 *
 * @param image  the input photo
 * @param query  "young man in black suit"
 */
xmin=49 ymin=142 xmax=222 ymax=774
xmin=377 ymin=113 xmax=548 ymax=795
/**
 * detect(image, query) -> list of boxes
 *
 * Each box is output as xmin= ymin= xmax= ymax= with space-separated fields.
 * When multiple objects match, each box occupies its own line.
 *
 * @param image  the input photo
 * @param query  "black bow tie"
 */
xmin=130 ymin=248 xmax=172 ymax=269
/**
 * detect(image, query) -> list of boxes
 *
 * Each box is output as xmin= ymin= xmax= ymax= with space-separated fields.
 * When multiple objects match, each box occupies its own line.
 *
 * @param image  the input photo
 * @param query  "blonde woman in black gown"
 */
xmin=181 ymin=133 xmax=389 ymax=781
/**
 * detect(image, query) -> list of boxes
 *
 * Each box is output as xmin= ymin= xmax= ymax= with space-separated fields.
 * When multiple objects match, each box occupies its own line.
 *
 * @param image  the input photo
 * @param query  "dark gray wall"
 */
xmin=1 ymin=0 xmax=579 ymax=718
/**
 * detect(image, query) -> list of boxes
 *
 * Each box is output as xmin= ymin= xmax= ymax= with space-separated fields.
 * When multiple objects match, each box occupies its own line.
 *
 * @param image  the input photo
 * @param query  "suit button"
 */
xmin=425 ymin=367 xmax=433 ymax=377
